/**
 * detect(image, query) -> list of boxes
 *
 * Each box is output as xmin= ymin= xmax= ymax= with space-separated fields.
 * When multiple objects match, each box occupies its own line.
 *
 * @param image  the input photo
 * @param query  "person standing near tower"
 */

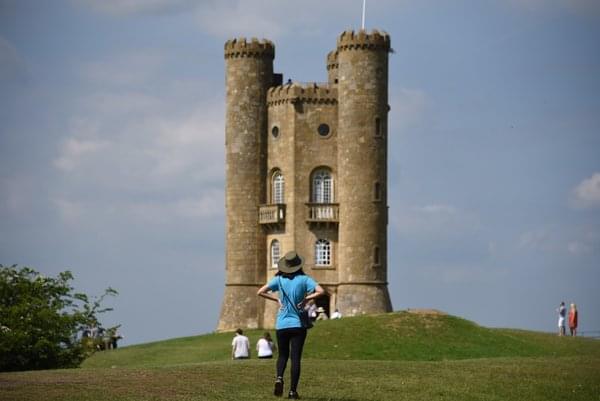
xmin=257 ymin=251 xmax=325 ymax=399
xmin=569 ymin=303 xmax=578 ymax=336
xmin=557 ymin=301 xmax=566 ymax=336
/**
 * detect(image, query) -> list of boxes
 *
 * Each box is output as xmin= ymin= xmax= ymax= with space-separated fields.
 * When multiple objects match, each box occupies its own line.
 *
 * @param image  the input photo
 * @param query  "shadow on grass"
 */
xmin=305 ymin=398 xmax=361 ymax=401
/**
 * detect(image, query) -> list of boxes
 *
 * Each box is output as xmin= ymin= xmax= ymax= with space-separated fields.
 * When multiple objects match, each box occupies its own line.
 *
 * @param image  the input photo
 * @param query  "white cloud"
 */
xmin=81 ymin=51 xmax=167 ymax=87
xmin=567 ymin=229 xmax=599 ymax=256
xmin=519 ymin=229 xmax=552 ymax=250
xmin=0 ymin=174 xmax=36 ymax=215
xmin=193 ymin=0 xmax=362 ymax=40
xmin=53 ymin=197 xmax=85 ymax=225
xmin=54 ymin=100 xmax=224 ymax=184
xmin=73 ymin=0 xmax=196 ymax=16
xmin=82 ymin=91 xmax=163 ymax=116
xmin=389 ymin=88 xmax=428 ymax=131
xmin=54 ymin=137 xmax=110 ymax=172
xmin=129 ymin=190 xmax=224 ymax=223
xmin=52 ymin=77 xmax=225 ymax=226
xmin=0 ymin=36 xmax=27 ymax=82
xmin=148 ymin=107 xmax=224 ymax=179
xmin=505 ymin=0 xmax=600 ymax=15
xmin=196 ymin=1 xmax=286 ymax=40
xmin=419 ymin=263 xmax=507 ymax=285
xmin=568 ymin=241 xmax=591 ymax=256
xmin=418 ymin=204 xmax=456 ymax=214
xmin=518 ymin=226 xmax=599 ymax=257
xmin=391 ymin=203 xmax=479 ymax=238
xmin=571 ymin=173 xmax=600 ymax=209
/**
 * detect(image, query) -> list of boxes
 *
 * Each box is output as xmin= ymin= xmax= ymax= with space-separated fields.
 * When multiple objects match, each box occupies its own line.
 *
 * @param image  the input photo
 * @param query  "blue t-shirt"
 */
xmin=268 ymin=275 xmax=317 ymax=330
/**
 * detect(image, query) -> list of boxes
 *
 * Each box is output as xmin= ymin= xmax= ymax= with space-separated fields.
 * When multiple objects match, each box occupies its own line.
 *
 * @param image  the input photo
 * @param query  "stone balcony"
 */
xmin=259 ymin=204 xmax=286 ymax=225
xmin=306 ymin=203 xmax=339 ymax=224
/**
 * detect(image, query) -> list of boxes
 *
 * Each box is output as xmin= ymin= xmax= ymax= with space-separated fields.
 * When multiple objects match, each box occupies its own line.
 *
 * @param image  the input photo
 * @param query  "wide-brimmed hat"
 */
xmin=316 ymin=307 xmax=325 ymax=313
xmin=277 ymin=251 xmax=304 ymax=274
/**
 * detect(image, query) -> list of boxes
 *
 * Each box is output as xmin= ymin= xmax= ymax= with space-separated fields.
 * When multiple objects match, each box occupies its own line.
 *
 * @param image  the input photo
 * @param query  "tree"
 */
xmin=0 ymin=264 xmax=118 ymax=371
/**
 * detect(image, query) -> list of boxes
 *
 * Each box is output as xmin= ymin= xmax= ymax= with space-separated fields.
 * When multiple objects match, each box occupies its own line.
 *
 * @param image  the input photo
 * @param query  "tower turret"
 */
xmin=218 ymin=38 xmax=274 ymax=331
xmin=335 ymin=30 xmax=392 ymax=315
xmin=326 ymin=50 xmax=339 ymax=86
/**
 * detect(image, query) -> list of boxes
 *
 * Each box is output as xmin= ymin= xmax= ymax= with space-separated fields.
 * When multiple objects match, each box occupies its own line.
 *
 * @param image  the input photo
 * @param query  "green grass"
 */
xmin=1 ymin=311 xmax=599 ymax=401
xmin=81 ymin=311 xmax=600 ymax=368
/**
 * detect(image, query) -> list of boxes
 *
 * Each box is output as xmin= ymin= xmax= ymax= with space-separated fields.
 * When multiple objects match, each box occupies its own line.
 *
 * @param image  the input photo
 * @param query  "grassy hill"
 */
xmin=81 ymin=310 xmax=600 ymax=368
xmin=2 ymin=311 xmax=599 ymax=401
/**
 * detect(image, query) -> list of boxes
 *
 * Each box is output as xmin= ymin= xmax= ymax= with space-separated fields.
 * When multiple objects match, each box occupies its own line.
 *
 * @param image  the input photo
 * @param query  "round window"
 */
xmin=317 ymin=124 xmax=330 ymax=137
xmin=271 ymin=126 xmax=279 ymax=138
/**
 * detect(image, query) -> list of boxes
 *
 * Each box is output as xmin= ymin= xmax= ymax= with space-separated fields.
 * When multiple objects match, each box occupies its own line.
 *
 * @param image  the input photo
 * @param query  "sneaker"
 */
xmin=288 ymin=390 xmax=300 ymax=399
xmin=274 ymin=377 xmax=284 ymax=397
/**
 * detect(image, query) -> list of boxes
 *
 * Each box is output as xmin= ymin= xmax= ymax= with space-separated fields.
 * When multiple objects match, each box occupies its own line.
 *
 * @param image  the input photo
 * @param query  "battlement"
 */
xmin=336 ymin=29 xmax=390 ymax=52
xmin=224 ymin=37 xmax=275 ymax=59
xmin=267 ymin=82 xmax=337 ymax=106
xmin=326 ymin=50 xmax=339 ymax=71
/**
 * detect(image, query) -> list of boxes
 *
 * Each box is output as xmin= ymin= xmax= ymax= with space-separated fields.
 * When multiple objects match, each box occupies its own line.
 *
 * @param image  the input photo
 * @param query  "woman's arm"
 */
xmin=298 ymin=285 xmax=325 ymax=308
xmin=306 ymin=285 xmax=325 ymax=301
xmin=257 ymin=284 xmax=280 ymax=303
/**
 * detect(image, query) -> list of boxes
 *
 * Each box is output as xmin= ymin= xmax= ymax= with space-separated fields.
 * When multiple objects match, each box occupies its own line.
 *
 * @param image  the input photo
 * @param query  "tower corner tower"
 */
xmin=218 ymin=37 xmax=274 ymax=331
xmin=335 ymin=29 xmax=393 ymax=315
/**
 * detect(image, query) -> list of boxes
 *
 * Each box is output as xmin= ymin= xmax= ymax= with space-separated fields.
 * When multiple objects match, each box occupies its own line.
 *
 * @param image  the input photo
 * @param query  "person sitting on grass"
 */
xmin=231 ymin=328 xmax=250 ymax=360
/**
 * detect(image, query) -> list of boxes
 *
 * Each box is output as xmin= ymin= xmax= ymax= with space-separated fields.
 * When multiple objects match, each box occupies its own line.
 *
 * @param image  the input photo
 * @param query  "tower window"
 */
xmin=374 ymin=182 xmax=381 ymax=201
xmin=271 ymin=126 xmax=280 ymax=138
xmin=312 ymin=169 xmax=333 ymax=203
xmin=271 ymin=240 xmax=281 ymax=269
xmin=272 ymin=171 xmax=284 ymax=204
xmin=315 ymin=239 xmax=331 ymax=266
xmin=374 ymin=246 xmax=381 ymax=266
xmin=317 ymin=123 xmax=330 ymax=137
xmin=375 ymin=117 xmax=382 ymax=137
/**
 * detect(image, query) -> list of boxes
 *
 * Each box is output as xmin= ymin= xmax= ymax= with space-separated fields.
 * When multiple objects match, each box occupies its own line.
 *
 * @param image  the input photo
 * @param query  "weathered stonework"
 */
xmin=218 ymin=30 xmax=393 ymax=331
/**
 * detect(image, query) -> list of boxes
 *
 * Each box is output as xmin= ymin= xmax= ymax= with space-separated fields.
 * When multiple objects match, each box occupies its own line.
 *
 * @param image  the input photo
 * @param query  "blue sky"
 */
xmin=1 ymin=0 xmax=599 ymax=345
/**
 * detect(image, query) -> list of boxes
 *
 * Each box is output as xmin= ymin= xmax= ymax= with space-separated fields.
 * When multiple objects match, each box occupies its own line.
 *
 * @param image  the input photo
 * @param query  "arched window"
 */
xmin=315 ymin=239 xmax=331 ymax=266
xmin=270 ymin=240 xmax=281 ymax=269
xmin=272 ymin=171 xmax=284 ymax=204
xmin=312 ymin=169 xmax=333 ymax=203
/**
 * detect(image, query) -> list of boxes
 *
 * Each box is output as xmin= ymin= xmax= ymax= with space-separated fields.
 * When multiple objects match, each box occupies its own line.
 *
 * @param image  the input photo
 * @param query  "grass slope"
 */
xmin=1 ymin=311 xmax=599 ymax=401
xmin=81 ymin=311 xmax=600 ymax=368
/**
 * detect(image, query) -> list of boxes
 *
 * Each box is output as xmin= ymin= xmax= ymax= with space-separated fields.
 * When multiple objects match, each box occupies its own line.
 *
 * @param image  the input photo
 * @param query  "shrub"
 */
xmin=0 ymin=265 xmax=117 ymax=371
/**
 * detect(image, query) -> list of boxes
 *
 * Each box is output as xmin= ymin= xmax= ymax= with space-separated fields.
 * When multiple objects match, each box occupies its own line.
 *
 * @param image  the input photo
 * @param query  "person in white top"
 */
xmin=256 ymin=332 xmax=276 ymax=359
xmin=331 ymin=309 xmax=342 ymax=319
xmin=316 ymin=307 xmax=329 ymax=321
xmin=231 ymin=328 xmax=250 ymax=359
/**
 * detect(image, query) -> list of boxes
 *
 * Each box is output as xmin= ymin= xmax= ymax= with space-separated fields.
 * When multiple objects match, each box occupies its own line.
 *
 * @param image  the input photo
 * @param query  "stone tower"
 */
xmin=218 ymin=30 xmax=392 ymax=331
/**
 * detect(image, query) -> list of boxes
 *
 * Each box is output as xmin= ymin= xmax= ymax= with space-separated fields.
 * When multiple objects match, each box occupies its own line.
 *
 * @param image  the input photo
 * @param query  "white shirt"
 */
xmin=232 ymin=334 xmax=250 ymax=358
xmin=256 ymin=338 xmax=274 ymax=357
xmin=331 ymin=310 xmax=342 ymax=319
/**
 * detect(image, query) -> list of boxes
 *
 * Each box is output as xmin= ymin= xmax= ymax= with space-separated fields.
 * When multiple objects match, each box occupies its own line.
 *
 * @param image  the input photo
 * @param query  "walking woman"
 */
xmin=257 ymin=251 xmax=324 ymax=399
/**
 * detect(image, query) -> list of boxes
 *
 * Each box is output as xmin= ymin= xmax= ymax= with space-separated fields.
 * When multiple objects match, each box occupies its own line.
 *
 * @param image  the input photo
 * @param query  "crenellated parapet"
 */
xmin=224 ymin=37 xmax=275 ymax=59
xmin=267 ymin=83 xmax=337 ymax=106
xmin=326 ymin=50 xmax=339 ymax=71
xmin=336 ymin=29 xmax=390 ymax=52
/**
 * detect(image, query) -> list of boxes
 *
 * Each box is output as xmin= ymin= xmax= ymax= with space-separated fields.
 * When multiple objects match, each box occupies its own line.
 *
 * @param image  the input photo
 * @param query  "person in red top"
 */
xmin=568 ymin=303 xmax=578 ymax=336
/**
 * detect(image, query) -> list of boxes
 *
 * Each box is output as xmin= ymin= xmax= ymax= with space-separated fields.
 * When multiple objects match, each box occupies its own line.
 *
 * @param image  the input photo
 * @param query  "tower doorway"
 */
xmin=315 ymin=294 xmax=330 ymax=318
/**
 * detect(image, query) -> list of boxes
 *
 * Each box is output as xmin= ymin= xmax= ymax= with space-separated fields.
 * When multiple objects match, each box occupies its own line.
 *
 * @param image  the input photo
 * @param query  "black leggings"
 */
xmin=276 ymin=327 xmax=307 ymax=392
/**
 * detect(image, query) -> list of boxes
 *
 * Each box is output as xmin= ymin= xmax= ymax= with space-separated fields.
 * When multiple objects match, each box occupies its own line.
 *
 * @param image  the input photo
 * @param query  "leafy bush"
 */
xmin=0 ymin=265 xmax=117 ymax=371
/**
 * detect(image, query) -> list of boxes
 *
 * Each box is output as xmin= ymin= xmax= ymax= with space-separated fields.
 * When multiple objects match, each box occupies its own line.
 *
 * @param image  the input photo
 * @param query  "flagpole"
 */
xmin=361 ymin=0 xmax=366 ymax=30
